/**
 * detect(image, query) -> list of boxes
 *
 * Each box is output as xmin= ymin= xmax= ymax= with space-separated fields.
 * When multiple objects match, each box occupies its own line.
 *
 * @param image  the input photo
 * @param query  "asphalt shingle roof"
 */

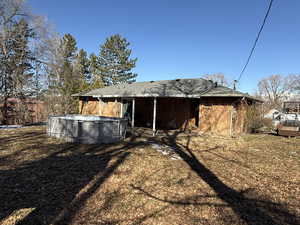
xmin=73 ymin=78 xmax=261 ymax=101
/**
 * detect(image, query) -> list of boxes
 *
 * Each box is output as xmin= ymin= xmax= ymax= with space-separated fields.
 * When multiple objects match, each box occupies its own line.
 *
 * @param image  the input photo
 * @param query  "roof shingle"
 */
xmin=73 ymin=78 xmax=261 ymax=101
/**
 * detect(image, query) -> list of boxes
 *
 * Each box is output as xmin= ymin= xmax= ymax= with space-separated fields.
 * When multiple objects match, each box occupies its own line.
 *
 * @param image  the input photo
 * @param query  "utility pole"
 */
xmin=233 ymin=80 xmax=237 ymax=90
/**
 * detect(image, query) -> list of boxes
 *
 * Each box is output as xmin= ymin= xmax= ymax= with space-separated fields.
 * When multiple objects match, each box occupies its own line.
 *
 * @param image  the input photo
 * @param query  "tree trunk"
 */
xmin=1 ymin=97 xmax=9 ymax=125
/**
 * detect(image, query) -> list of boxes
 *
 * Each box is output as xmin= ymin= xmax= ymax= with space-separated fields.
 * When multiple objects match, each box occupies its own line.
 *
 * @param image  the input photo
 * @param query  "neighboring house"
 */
xmin=283 ymin=93 xmax=300 ymax=102
xmin=264 ymin=109 xmax=281 ymax=120
xmin=73 ymin=78 xmax=262 ymax=136
xmin=264 ymin=109 xmax=282 ymax=129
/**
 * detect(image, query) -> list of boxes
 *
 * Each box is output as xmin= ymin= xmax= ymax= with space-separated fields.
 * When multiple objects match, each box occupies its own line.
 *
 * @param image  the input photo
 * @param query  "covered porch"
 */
xmin=79 ymin=96 xmax=200 ymax=135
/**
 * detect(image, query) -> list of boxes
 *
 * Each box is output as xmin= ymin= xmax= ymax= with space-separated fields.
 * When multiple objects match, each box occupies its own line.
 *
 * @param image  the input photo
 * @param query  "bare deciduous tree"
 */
xmin=202 ymin=73 xmax=231 ymax=87
xmin=257 ymin=74 xmax=298 ymax=109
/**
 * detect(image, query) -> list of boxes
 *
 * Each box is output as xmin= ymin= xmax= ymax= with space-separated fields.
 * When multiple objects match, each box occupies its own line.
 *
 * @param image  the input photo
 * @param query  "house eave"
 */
xmin=74 ymin=94 xmax=263 ymax=102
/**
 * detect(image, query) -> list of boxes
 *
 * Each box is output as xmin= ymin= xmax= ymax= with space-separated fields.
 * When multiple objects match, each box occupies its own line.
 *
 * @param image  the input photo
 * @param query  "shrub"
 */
xmin=245 ymin=104 xmax=264 ymax=133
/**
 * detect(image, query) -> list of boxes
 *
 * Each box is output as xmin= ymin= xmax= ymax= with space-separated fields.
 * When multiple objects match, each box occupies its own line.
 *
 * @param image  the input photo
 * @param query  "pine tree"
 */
xmin=0 ymin=17 xmax=36 ymax=124
xmin=98 ymin=34 xmax=137 ymax=86
xmin=62 ymin=34 xmax=78 ymax=113
xmin=60 ymin=34 xmax=77 ymax=91
xmin=89 ymin=53 xmax=104 ymax=89
xmin=74 ymin=49 xmax=89 ymax=91
xmin=48 ymin=33 xmax=79 ymax=114
xmin=0 ymin=19 xmax=35 ymax=96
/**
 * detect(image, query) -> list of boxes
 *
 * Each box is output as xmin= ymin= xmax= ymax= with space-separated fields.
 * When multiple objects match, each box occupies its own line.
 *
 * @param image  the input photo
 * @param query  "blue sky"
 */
xmin=28 ymin=0 xmax=300 ymax=94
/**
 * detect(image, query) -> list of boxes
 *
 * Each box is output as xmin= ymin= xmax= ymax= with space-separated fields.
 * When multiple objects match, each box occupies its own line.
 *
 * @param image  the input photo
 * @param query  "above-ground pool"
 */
xmin=47 ymin=115 xmax=127 ymax=144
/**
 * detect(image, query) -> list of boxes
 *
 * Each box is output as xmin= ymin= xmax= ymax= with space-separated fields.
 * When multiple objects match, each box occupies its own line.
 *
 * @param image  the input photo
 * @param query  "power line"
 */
xmin=237 ymin=0 xmax=275 ymax=82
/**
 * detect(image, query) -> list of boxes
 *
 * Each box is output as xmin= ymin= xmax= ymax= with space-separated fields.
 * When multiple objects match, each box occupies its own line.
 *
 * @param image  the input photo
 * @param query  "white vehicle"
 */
xmin=275 ymin=101 xmax=300 ymax=136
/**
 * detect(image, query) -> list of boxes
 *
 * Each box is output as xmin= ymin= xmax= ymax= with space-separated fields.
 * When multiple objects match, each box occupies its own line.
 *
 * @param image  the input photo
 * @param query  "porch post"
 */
xmin=229 ymin=105 xmax=233 ymax=137
xmin=132 ymin=98 xmax=135 ymax=128
xmin=97 ymin=98 xmax=101 ymax=115
xmin=153 ymin=97 xmax=157 ymax=136
xmin=120 ymin=98 xmax=123 ymax=118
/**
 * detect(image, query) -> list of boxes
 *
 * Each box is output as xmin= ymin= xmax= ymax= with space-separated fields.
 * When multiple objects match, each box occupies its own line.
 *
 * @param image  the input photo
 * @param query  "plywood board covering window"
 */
xmin=79 ymin=97 xmax=122 ymax=117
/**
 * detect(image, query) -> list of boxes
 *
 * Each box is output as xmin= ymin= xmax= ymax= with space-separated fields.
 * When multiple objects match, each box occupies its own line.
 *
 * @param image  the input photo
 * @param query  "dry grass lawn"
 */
xmin=0 ymin=126 xmax=299 ymax=225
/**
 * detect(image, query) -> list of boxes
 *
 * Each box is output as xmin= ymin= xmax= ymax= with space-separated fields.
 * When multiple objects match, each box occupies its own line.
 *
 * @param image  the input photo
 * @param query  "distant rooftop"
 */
xmin=73 ymin=78 xmax=262 ymax=101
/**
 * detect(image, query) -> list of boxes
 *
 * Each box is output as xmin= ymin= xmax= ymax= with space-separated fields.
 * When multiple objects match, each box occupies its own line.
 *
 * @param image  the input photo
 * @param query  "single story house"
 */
xmin=73 ymin=78 xmax=262 ymax=136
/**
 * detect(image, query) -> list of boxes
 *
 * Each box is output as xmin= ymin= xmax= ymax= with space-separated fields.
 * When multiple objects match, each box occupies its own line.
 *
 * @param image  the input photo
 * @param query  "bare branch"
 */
xmin=257 ymin=74 xmax=298 ymax=109
xmin=202 ymin=73 xmax=232 ymax=87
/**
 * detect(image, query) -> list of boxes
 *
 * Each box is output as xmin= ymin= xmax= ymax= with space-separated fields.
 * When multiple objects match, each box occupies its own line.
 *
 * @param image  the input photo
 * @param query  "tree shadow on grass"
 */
xmin=0 ymin=131 xmax=45 ymax=146
xmin=129 ymin=130 xmax=300 ymax=225
xmin=0 ymin=130 xmax=142 ymax=225
xmin=158 ymin=131 xmax=300 ymax=225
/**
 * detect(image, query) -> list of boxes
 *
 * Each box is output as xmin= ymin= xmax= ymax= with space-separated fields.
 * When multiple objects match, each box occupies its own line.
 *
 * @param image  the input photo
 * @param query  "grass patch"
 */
xmin=0 ymin=127 xmax=299 ymax=225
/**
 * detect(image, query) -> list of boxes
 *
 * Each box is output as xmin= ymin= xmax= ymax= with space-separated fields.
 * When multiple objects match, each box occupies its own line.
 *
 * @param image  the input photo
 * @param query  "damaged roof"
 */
xmin=73 ymin=78 xmax=262 ymax=101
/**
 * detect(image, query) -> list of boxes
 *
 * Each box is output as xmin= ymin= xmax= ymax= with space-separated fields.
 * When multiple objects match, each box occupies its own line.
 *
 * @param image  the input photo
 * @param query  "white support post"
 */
xmin=97 ymin=98 xmax=101 ymax=116
xmin=132 ymin=98 xmax=135 ymax=128
xmin=120 ymin=98 xmax=123 ymax=118
xmin=229 ymin=105 xmax=233 ymax=137
xmin=153 ymin=97 xmax=157 ymax=136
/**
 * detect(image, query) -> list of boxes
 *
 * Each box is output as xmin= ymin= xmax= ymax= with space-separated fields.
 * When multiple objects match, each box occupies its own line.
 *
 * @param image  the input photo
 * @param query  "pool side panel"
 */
xmin=47 ymin=115 xmax=127 ymax=144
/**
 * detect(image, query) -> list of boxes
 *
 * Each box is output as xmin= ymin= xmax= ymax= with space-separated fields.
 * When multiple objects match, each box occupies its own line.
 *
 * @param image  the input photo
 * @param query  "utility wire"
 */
xmin=237 ymin=0 xmax=274 ymax=82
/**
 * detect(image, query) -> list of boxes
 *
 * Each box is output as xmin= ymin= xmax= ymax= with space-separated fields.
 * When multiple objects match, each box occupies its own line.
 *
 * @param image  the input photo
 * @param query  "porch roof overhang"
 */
xmin=72 ymin=78 xmax=263 ymax=102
